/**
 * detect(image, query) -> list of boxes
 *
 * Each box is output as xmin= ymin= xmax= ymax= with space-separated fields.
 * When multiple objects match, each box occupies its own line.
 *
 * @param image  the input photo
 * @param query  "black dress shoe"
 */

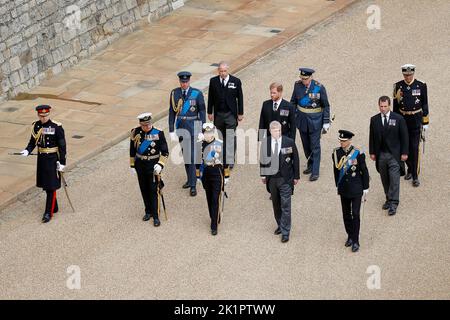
xmin=351 ymin=242 xmax=360 ymax=252
xmin=404 ymin=173 xmax=412 ymax=180
xmin=182 ymin=182 xmax=190 ymax=189
xmin=42 ymin=213 xmax=51 ymax=223
xmin=274 ymin=227 xmax=281 ymax=235
xmin=190 ymin=187 xmax=197 ymax=196
xmin=281 ymin=235 xmax=289 ymax=243
xmin=211 ymin=229 xmax=218 ymax=236
xmin=309 ymin=175 xmax=319 ymax=182
xmin=303 ymin=167 xmax=312 ymax=175
xmin=388 ymin=207 xmax=397 ymax=216
xmin=345 ymin=238 xmax=353 ymax=247
xmin=412 ymin=179 xmax=420 ymax=187
xmin=143 ymin=213 xmax=151 ymax=221
xmin=153 ymin=218 xmax=161 ymax=227
xmin=382 ymin=201 xmax=390 ymax=210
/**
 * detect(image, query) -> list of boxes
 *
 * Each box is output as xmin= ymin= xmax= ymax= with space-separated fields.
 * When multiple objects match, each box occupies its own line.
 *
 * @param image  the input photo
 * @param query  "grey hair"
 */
xmin=218 ymin=61 xmax=229 ymax=69
xmin=269 ymin=120 xmax=282 ymax=129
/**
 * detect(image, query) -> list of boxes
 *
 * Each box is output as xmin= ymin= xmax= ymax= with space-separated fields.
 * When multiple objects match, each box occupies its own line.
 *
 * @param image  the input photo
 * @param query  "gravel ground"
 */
xmin=0 ymin=0 xmax=449 ymax=299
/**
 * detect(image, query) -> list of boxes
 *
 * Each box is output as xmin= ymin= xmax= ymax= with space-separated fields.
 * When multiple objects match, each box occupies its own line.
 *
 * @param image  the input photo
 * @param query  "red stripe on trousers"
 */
xmin=50 ymin=191 xmax=56 ymax=218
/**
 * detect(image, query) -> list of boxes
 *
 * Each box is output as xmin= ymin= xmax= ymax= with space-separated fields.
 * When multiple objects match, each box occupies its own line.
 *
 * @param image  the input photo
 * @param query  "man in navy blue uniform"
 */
xmin=130 ymin=113 xmax=169 ymax=226
xmin=20 ymin=105 xmax=67 ymax=223
xmin=290 ymin=68 xmax=331 ymax=181
xmin=168 ymin=71 xmax=206 ymax=196
xmin=393 ymin=64 xmax=429 ymax=187
xmin=332 ymin=130 xmax=370 ymax=252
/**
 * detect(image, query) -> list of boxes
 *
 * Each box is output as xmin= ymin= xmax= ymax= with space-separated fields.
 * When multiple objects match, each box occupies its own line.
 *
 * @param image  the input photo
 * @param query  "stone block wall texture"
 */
xmin=0 ymin=0 xmax=187 ymax=101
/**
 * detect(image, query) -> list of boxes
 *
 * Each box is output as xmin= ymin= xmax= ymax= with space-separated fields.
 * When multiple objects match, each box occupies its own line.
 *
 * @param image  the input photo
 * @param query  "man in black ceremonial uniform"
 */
xmin=196 ymin=123 xmax=230 ymax=236
xmin=20 ymin=105 xmax=67 ymax=223
xmin=130 ymin=113 xmax=169 ymax=227
xmin=393 ymin=64 xmax=429 ymax=187
xmin=332 ymin=130 xmax=369 ymax=252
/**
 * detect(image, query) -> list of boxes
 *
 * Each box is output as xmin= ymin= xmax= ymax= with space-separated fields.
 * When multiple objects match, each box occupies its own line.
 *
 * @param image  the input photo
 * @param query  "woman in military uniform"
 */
xmin=332 ymin=130 xmax=369 ymax=252
xmin=130 ymin=113 xmax=169 ymax=227
xmin=20 ymin=105 xmax=67 ymax=223
xmin=196 ymin=123 xmax=230 ymax=236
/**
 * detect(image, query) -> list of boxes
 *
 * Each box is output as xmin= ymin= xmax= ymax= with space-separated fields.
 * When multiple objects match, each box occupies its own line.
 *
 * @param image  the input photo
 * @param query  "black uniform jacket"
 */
xmin=25 ymin=119 xmax=66 ymax=190
xmin=393 ymin=79 xmax=429 ymax=128
xmin=332 ymin=146 xmax=370 ymax=198
xmin=130 ymin=126 xmax=169 ymax=173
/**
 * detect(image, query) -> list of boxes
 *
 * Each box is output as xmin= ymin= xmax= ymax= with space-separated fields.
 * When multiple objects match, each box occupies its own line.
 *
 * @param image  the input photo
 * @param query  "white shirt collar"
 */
xmin=271 ymin=136 xmax=282 ymax=154
xmin=381 ymin=111 xmax=391 ymax=119
xmin=273 ymin=98 xmax=282 ymax=108
xmin=220 ymin=75 xmax=230 ymax=85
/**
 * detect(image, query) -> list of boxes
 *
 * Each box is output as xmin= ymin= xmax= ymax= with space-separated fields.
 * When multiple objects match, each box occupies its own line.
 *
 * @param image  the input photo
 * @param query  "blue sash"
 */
xmin=137 ymin=128 xmax=159 ymax=155
xmin=337 ymin=149 xmax=359 ymax=186
xmin=199 ymin=143 xmax=220 ymax=178
xmin=176 ymin=89 xmax=200 ymax=129
xmin=299 ymin=81 xmax=321 ymax=107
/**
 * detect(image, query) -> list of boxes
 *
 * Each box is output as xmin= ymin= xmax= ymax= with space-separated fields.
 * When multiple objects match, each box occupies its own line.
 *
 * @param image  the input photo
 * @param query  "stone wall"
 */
xmin=0 ymin=0 xmax=187 ymax=101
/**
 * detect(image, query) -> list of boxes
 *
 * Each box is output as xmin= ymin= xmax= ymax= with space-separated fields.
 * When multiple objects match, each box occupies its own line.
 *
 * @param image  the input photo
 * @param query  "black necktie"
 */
xmin=383 ymin=114 xmax=387 ymax=127
xmin=221 ymin=78 xmax=225 ymax=88
xmin=273 ymin=102 xmax=278 ymax=112
xmin=182 ymin=90 xmax=186 ymax=100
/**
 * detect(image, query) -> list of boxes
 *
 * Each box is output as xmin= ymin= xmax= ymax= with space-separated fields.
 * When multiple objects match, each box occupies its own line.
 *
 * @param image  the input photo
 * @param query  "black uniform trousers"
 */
xmin=135 ymin=160 xmax=159 ymax=219
xmin=214 ymin=111 xmax=237 ymax=166
xmin=340 ymin=196 xmax=362 ymax=244
xmin=44 ymin=189 xmax=58 ymax=216
xmin=202 ymin=167 xmax=223 ymax=231
xmin=406 ymin=127 xmax=421 ymax=179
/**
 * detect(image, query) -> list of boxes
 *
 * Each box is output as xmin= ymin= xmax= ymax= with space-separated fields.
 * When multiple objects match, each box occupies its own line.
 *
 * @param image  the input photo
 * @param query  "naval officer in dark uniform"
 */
xmin=130 ymin=113 xmax=169 ymax=226
xmin=290 ymin=68 xmax=331 ymax=181
xmin=332 ymin=130 xmax=370 ymax=252
xmin=168 ymin=71 xmax=206 ymax=196
xmin=20 ymin=105 xmax=67 ymax=223
xmin=393 ymin=64 xmax=429 ymax=187
xmin=196 ymin=123 xmax=230 ymax=236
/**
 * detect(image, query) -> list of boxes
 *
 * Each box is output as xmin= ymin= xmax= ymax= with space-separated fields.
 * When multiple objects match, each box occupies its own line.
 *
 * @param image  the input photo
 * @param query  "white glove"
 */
xmin=422 ymin=125 xmax=429 ymax=131
xmin=153 ymin=164 xmax=162 ymax=175
xmin=130 ymin=168 xmax=136 ymax=174
xmin=322 ymin=123 xmax=331 ymax=132
xmin=197 ymin=132 xmax=204 ymax=142
xmin=363 ymin=189 xmax=369 ymax=200
xmin=169 ymin=132 xmax=177 ymax=141
xmin=56 ymin=161 xmax=65 ymax=172
xmin=224 ymin=178 xmax=229 ymax=185
xmin=20 ymin=149 xmax=29 ymax=157
xmin=197 ymin=178 xmax=202 ymax=184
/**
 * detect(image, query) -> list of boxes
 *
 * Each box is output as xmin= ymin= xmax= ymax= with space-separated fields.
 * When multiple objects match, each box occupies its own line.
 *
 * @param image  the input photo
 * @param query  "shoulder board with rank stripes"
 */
xmin=52 ymin=120 xmax=62 ymax=126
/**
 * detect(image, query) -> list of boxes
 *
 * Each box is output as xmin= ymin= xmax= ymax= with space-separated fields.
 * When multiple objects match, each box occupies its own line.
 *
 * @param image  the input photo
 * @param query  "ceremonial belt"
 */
xmin=136 ymin=154 xmax=160 ymax=161
xmin=205 ymin=163 xmax=223 ymax=167
xmin=399 ymin=108 xmax=422 ymax=115
xmin=38 ymin=147 xmax=59 ymax=154
xmin=178 ymin=116 xmax=198 ymax=120
xmin=297 ymin=106 xmax=323 ymax=113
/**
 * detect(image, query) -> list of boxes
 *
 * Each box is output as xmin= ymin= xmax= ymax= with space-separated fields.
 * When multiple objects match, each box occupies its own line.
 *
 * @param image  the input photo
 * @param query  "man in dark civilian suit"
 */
xmin=260 ymin=121 xmax=300 ymax=243
xmin=258 ymin=82 xmax=296 ymax=141
xmin=207 ymin=61 xmax=244 ymax=168
xmin=369 ymin=96 xmax=409 ymax=216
